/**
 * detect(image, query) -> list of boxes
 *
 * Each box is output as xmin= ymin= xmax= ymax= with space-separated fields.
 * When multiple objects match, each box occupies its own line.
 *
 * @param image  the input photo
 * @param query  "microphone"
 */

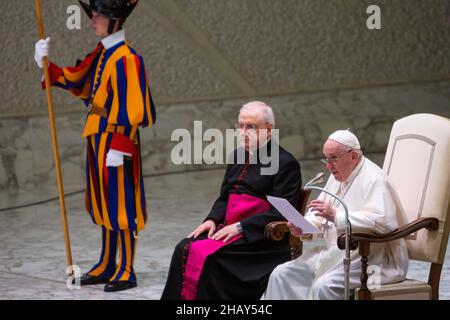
xmin=304 ymin=172 xmax=326 ymax=189
xmin=303 ymin=171 xmax=352 ymax=300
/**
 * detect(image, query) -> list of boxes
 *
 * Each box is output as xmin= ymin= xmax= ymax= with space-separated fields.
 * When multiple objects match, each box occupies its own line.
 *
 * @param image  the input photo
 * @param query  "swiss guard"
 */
xmin=33 ymin=0 xmax=156 ymax=292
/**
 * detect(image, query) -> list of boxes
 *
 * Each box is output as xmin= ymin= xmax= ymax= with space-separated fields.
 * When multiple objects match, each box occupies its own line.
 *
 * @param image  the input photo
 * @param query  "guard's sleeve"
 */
xmin=109 ymin=131 xmax=135 ymax=158
xmin=41 ymin=44 xmax=103 ymax=101
xmin=108 ymin=54 xmax=156 ymax=128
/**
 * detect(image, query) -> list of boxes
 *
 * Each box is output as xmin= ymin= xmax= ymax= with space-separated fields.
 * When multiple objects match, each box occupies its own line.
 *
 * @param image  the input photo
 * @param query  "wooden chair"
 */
xmin=337 ymin=114 xmax=450 ymax=300
xmin=265 ymin=188 xmax=311 ymax=259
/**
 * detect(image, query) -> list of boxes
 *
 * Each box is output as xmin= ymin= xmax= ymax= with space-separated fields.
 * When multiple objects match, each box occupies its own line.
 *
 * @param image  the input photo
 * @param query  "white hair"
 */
xmin=239 ymin=101 xmax=275 ymax=127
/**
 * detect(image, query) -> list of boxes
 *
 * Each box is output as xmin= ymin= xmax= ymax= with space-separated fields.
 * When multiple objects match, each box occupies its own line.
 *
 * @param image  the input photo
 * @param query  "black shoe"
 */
xmin=73 ymin=274 xmax=110 ymax=286
xmin=104 ymin=281 xmax=137 ymax=292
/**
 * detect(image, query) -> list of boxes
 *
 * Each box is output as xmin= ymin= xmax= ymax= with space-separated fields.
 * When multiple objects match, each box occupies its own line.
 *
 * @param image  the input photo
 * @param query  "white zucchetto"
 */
xmin=328 ymin=129 xmax=361 ymax=150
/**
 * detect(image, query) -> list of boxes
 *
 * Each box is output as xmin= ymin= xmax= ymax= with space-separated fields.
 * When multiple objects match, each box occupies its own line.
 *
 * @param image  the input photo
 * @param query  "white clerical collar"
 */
xmin=248 ymin=137 xmax=272 ymax=157
xmin=342 ymin=156 xmax=365 ymax=187
xmin=101 ymin=29 xmax=126 ymax=50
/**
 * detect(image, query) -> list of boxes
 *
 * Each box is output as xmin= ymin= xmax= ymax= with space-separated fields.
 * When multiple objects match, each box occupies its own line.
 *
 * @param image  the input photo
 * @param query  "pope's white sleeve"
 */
xmin=335 ymin=179 xmax=398 ymax=234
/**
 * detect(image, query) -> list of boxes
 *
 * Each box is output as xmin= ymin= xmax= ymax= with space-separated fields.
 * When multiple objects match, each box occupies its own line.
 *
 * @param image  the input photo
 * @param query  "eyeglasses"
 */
xmin=237 ymin=123 xmax=258 ymax=131
xmin=320 ymin=149 xmax=353 ymax=164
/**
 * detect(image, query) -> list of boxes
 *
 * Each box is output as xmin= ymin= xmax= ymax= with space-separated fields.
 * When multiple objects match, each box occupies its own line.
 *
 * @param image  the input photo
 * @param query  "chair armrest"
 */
xmin=337 ymin=217 xmax=439 ymax=250
xmin=337 ymin=217 xmax=439 ymax=300
xmin=265 ymin=221 xmax=304 ymax=260
xmin=265 ymin=221 xmax=290 ymax=241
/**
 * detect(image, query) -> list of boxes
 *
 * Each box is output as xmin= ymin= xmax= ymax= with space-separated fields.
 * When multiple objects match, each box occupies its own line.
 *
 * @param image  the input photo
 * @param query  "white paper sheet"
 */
xmin=267 ymin=196 xmax=323 ymax=234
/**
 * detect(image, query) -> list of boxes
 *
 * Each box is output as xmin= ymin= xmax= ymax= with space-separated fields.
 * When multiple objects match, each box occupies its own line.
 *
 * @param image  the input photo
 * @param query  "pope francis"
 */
xmin=262 ymin=130 xmax=409 ymax=300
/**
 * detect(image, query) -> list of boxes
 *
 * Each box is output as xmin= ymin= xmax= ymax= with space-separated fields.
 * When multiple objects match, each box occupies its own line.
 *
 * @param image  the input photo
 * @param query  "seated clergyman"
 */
xmin=262 ymin=130 xmax=409 ymax=300
xmin=161 ymin=101 xmax=302 ymax=300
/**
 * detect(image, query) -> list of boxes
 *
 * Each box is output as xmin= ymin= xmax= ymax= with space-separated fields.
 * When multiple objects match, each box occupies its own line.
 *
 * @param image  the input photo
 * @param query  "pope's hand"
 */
xmin=211 ymin=224 xmax=241 ymax=243
xmin=34 ymin=37 xmax=50 ymax=68
xmin=188 ymin=220 xmax=216 ymax=239
xmin=308 ymin=200 xmax=336 ymax=223
xmin=106 ymin=150 xmax=125 ymax=167
xmin=287 ymin=222 xmax=304 ymax=237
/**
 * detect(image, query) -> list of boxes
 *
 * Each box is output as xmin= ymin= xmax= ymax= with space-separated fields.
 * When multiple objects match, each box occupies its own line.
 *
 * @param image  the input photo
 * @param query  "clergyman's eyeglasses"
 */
xmin=237 ymin=123 xmax=258 ymax=131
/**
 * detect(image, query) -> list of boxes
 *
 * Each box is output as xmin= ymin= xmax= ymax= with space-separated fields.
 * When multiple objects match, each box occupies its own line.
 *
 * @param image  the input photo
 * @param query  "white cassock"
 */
xmin=262 ymin=156 xmax=409 ymax=300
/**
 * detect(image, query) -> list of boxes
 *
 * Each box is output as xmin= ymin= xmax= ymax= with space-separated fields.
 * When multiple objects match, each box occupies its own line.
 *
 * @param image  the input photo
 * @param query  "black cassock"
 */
xmin=161 ymin=142 xmax=302 ymax=300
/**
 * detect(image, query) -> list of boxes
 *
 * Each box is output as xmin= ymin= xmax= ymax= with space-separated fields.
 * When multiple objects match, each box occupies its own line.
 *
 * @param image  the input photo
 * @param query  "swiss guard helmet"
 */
xmin=79 ymin=0 xmax=139 ymax=34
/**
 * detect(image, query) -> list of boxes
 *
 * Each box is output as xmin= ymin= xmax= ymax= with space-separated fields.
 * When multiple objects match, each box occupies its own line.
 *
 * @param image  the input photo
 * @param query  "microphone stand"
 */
xmin=304 ymin=174 xmax=351 ymax=301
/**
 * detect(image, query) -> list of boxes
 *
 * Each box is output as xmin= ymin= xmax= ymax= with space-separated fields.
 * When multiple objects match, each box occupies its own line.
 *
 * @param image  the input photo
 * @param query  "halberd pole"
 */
xmin=35 ymin=0 xmax=74 ymax=276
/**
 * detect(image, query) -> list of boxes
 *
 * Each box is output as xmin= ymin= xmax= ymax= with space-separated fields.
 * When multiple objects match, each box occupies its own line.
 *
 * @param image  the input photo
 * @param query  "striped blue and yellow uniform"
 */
xmin=44 ymin=39 xmax=156 ymax=282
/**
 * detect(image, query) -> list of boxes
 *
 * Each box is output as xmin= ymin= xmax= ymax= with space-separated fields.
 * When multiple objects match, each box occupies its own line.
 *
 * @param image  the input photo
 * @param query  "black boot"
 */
xmin=104 ymin=281 xmax=137 ymax=292
xmin=73 ymin=273 xmax=110 ymax=286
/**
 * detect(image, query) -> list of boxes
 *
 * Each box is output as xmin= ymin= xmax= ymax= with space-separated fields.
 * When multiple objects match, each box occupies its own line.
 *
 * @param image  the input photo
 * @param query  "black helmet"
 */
xmin=79 ymin=0 xmax=138 ymax=20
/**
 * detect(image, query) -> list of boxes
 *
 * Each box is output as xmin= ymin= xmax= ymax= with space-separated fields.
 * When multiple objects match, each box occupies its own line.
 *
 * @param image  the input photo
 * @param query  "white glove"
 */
xmin=34 ymin=37 xmax=50 ymax=68
xmin=106 ymin=150 xmax=131 ymax=167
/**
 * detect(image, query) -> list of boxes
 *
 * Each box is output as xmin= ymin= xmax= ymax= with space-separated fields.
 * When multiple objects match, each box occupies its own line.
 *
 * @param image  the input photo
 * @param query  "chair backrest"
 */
xmin=297 ymin=188 xmax=311 ymax=215
xmin=382 ymin=114 xmax=450 ymax=264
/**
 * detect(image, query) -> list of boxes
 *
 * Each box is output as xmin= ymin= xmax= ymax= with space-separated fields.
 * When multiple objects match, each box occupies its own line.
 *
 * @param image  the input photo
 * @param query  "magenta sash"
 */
xmin=180 ymin=193 xmax=270 ymax=300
